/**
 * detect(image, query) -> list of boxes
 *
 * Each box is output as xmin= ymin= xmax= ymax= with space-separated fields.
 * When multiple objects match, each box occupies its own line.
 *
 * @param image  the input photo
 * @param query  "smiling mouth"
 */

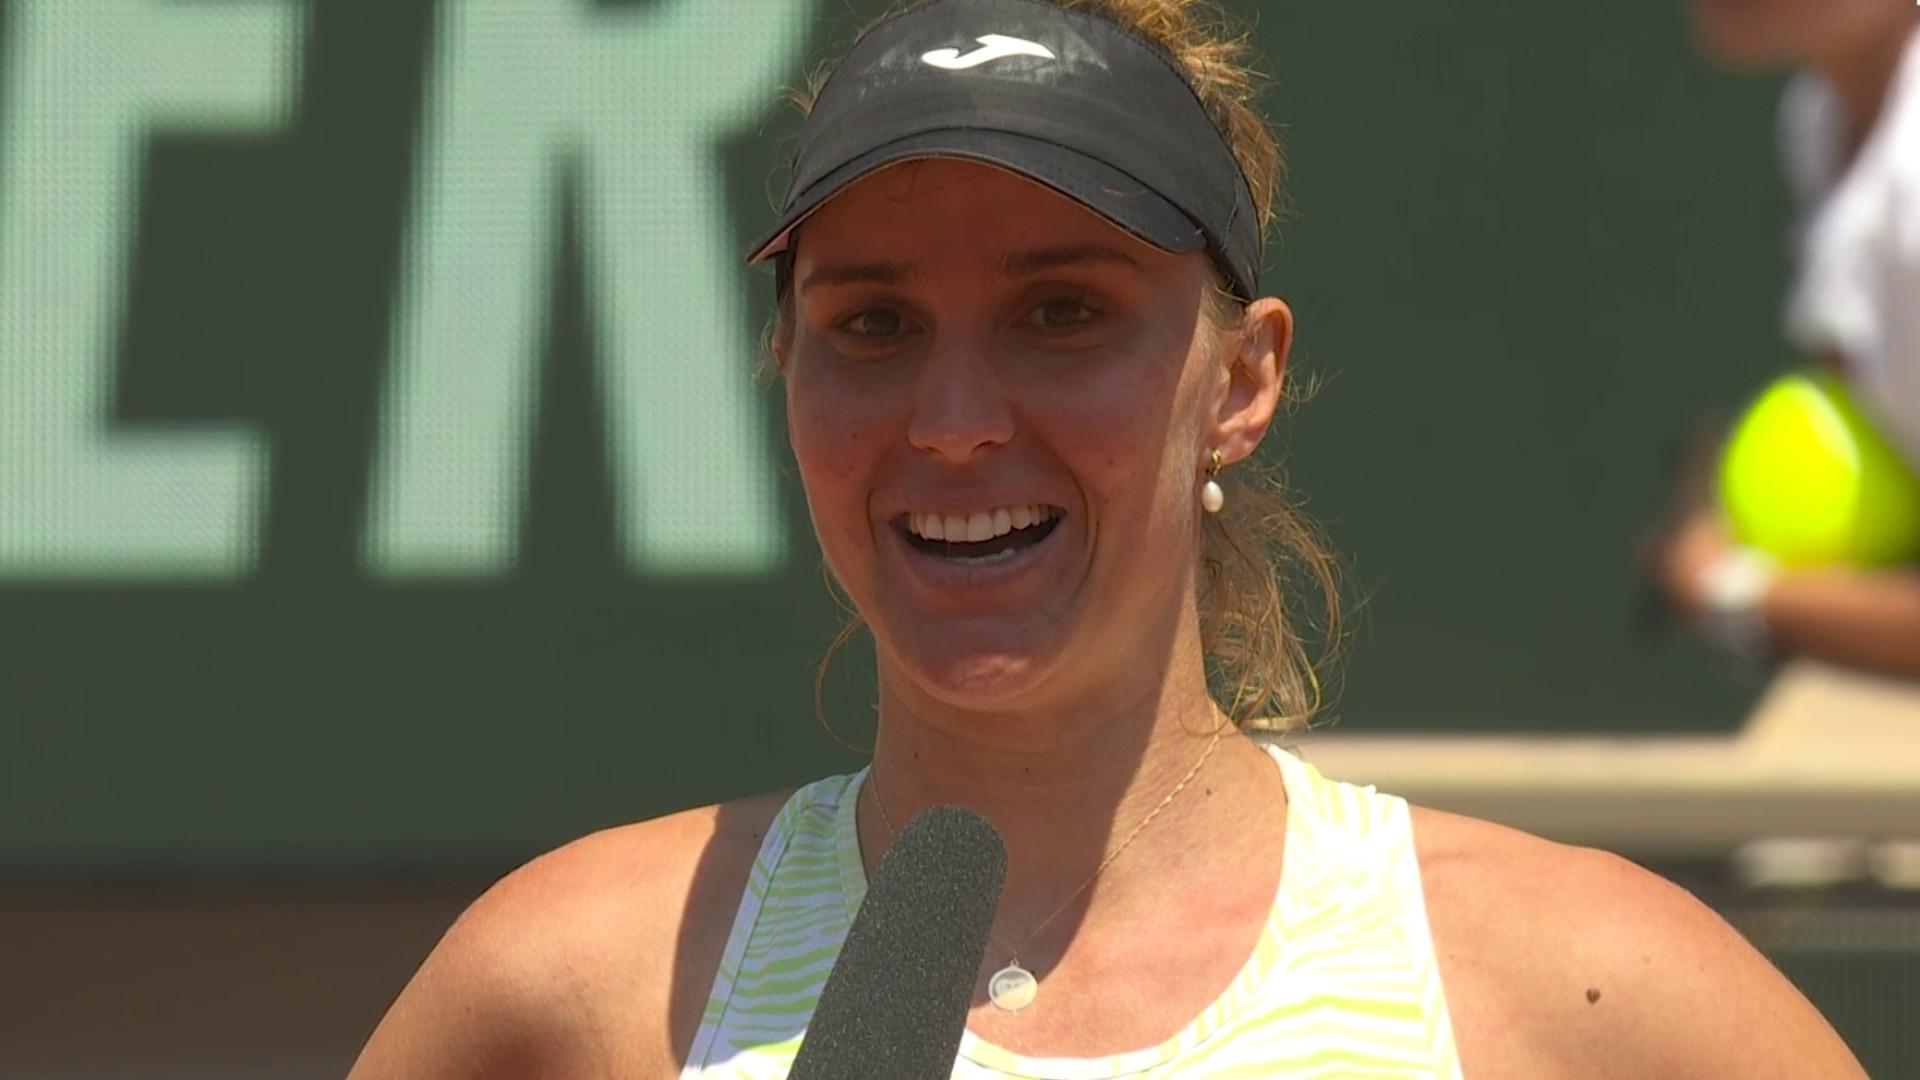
xmin=898 ymin=505 xmax=1064 ymax=564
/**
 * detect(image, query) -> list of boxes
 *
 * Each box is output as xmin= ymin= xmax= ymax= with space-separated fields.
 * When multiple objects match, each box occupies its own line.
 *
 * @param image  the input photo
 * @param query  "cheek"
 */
xmin=786 ymin=366 xmax=891 ymax=550
xmin=787 ymin=353 xmax=876 ymax=476
xmin=1038 ymin=347 xmax=1209 ymax=514
xmin=1041 ymin=374 xmax=1167 ymax=484
xmin=789 ymin=403 xmax=863 ymax=484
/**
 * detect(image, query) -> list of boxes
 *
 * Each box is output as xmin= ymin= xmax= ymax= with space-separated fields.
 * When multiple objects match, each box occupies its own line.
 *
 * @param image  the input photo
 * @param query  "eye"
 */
xmin=838 ymin=307 xmax=909 ymax=338
xmin=1021 ymin=295 xmax=1099 ymax=332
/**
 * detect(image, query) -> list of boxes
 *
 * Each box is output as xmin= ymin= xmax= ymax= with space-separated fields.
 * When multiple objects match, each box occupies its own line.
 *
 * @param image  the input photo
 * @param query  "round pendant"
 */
xmin=988 ymin=964 xmax=1038 ymax=1012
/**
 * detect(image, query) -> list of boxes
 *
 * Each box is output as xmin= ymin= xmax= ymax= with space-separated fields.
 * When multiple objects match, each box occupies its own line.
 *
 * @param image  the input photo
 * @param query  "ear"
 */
xmin=1210 ymin=297 xmax=1292 ymax=466
xmin=771 ymin=328 xmax=792 ymax=376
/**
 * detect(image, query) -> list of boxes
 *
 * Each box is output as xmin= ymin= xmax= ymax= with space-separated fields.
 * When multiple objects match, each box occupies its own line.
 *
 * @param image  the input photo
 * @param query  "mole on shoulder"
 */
xmin=1585 ymin=988 xmax=1602 ymax=1005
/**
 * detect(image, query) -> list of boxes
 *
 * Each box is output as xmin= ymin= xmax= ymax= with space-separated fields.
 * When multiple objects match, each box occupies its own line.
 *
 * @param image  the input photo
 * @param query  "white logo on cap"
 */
xmin=922 ymin=34 xmax=1055 ymax=71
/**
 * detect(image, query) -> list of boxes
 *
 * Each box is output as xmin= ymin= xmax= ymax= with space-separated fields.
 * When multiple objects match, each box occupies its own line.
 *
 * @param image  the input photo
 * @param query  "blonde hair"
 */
xmin=788 ymin=0 xmax=1341 ymax=734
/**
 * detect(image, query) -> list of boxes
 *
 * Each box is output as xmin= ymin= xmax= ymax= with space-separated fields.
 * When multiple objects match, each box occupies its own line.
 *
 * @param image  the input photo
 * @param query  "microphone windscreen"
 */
xmin=788 ymin=804 xmax=1008 ymax=1080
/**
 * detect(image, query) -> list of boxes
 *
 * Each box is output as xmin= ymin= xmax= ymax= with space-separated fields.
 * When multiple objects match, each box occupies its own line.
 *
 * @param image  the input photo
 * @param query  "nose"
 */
xmin=905 ymin=340 xmax=1014 ymax=463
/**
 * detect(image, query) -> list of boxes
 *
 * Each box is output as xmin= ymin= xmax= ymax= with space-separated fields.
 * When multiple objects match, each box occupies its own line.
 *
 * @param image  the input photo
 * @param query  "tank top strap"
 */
xmin=1264 ymin=742 xmax=1464 ymax=1078
xmin=679 ymin=770 xmax=865 ymax=1079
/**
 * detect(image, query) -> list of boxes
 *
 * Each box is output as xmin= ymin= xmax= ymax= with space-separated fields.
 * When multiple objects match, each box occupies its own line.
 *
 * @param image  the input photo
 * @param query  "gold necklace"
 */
xmin=865 ymin=726 xmax=1225 ymax=1013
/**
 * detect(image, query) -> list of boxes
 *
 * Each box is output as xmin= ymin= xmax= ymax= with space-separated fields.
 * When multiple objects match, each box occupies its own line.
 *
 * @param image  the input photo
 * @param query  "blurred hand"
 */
xmin=1640 ymin=422 xmax=1731 ymax=624
xmin=1645 ymin=508 xmax=1737 ymax=622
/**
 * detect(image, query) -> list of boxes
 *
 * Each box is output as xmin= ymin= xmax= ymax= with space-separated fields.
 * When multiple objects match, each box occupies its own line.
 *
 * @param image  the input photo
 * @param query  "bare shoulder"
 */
xmin=349 ymin=788 xmax=793 ymax=1079
xmin=1410 ymin=807 xmax=1865 ymax=1080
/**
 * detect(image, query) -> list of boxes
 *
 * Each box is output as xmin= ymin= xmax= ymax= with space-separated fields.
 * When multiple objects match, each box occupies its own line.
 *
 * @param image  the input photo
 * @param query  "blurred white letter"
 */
xmin=365 ymin=0 xmax=803 ymax=578
xmin=0 ymin=0 xmax=303 ymax=578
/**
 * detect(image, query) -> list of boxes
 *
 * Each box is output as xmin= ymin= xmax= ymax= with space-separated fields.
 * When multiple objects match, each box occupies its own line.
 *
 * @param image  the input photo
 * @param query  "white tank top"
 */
xmin=680 ymin=743 xmax=1463 ymax=1077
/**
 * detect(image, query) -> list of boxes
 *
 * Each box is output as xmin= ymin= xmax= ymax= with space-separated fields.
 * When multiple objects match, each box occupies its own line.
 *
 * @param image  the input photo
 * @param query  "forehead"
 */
xmin=794 ymin=158 xmax=1167 ymax=265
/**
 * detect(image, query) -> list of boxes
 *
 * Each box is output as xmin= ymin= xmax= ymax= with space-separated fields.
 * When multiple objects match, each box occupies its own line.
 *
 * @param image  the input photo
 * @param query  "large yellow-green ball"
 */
xmin=1719 ymin=372 xmax=1920 ymax=567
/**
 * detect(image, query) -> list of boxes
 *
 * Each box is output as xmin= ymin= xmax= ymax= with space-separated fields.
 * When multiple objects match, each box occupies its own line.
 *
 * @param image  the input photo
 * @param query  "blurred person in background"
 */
xmin=1651 ymin=1 xmax=1920 ymax=680
xmin=352 ymin=0 xmax=1866 ymax=1075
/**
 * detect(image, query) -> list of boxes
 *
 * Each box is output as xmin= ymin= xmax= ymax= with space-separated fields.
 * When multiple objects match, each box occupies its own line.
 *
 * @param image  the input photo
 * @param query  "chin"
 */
xmin=888 ymin=636 xmax=1057 ymax=713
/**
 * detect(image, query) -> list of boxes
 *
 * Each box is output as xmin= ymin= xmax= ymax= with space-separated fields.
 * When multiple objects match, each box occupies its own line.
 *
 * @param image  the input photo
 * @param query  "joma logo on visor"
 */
xmin=922 ymin=34 xmax=1056 ymax=70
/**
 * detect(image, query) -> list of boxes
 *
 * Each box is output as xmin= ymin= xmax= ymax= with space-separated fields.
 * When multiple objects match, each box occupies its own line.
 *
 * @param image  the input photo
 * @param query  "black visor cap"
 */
xmin=748 ymin=0 xmax=1263 ymax=300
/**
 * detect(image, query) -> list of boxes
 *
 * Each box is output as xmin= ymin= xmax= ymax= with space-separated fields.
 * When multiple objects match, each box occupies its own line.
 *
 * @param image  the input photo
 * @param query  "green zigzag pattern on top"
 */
xmin=680 ymin=746 xmax=1464 ymax=1079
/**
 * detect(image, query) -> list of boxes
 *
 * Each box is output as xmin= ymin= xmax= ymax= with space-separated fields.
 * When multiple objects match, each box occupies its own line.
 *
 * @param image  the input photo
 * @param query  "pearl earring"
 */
xmin=1202 ymin=449 xmax=1225 ymax=514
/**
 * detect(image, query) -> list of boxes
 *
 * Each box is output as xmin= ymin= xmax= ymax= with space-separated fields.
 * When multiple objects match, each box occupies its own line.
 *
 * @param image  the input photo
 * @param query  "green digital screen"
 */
xmin=0 ymin=0 xmax=1790 ymax=874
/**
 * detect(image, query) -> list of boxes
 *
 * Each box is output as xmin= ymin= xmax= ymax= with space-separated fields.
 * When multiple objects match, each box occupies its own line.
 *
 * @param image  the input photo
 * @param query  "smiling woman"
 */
xmin=348 ymin=1 xmax=1868 ymax=1077
xmin=778 ymin=157 xmax=1268 ymax=721
xmin=775 ymin=0 xmax=1338 ymax=733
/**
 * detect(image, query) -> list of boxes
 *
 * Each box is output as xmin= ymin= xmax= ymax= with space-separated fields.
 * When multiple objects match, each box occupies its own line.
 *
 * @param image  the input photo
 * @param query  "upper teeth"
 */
xmin=907 ymin=505 xmax=1056 ymax=543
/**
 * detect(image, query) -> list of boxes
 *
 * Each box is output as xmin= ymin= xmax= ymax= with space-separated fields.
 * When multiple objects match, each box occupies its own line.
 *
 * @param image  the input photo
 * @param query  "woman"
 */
xmin=1653 ymin=0 xmax=1920 ymax=679
xmin=354 ymin=0 xmax=1866 ymax=1075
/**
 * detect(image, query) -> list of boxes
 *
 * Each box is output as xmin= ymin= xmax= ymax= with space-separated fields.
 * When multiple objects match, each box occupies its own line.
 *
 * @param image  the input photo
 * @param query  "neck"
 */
xmin=860 ymin=607 xmax=1258 ymax=957
xmin=1815 ymin=21 xmax=1915 ymax=164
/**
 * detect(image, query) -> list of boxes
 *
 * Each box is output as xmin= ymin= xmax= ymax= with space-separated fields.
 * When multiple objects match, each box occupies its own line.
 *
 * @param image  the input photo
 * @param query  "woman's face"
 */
xmin=1688 ymin=0 xmax=1909 ymax=67
xmin=781 ymin=159 xmax=1282 ymax=714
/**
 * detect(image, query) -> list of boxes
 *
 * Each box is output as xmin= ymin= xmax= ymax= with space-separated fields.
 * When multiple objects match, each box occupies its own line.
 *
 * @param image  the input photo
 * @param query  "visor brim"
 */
xmin=746 ymin=128 xmax=1207 ymax=266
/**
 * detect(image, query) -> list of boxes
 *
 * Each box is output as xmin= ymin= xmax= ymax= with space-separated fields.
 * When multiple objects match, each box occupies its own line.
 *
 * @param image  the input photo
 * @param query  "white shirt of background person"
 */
xmin=1780 ymin=24 xmax=1920 ymax=472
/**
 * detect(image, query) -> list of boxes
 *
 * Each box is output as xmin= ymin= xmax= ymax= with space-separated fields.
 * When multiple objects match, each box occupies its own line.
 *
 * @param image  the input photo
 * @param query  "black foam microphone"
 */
xmin=788 ymin=804 xmax=1008 ymax=1080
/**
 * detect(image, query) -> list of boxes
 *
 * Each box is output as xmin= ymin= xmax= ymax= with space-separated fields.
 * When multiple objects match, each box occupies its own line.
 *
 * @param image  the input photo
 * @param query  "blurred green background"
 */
xmin=0 ymin=0 xmax=1790 ymax=874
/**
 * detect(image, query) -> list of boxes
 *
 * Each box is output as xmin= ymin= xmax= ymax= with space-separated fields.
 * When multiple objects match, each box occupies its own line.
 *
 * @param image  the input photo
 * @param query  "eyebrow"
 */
xmin=797 ymin=244 xmax=1145 ymax=294
xmin=798 ymin=259 xmax=917 ymax=292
